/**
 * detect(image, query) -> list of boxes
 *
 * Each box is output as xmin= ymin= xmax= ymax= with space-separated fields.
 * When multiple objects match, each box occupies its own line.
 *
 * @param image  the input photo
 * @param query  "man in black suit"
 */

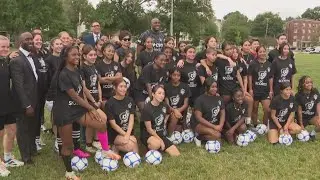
xmin=10 ymin=32 xmax=38 ymax=164
xmin=83 ymin=22 xmax=101 ymax=46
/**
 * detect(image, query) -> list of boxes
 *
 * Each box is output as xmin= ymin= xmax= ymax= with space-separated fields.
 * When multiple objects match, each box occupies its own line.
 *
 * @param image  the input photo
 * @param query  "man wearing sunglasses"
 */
xmin=83 ymin=22 xmax=102 ymax=46
xmin=137 ymin=18 xmax=165 ymax=54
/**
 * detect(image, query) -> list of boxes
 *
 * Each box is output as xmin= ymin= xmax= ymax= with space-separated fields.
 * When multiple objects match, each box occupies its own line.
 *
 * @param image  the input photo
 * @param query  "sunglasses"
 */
xmin=123 ymin=38 xmax=131 ymax=41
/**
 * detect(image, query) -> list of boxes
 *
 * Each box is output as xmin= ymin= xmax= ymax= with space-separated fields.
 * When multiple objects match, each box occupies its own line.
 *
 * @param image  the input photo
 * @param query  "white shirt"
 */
xmin=19 ymin=47 xmax=38 ymax=81
xmin=93 ymin=33 xmax=100 ymax=42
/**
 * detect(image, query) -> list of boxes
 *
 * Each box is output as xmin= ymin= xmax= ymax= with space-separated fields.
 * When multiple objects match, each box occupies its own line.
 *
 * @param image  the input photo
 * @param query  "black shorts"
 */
xmin=269 ymin=120 xmax=286 ymax=130
xmin=140 ymin=132 xmax=173 ymax=151
xmin=253 ymin=94 xmax=270 ymax=101
xmin=0 ymin=113 xmax=17 ymax=130
xmin=219 ymin=85 xmax=239 ymax=96
xmin=302 ymin=116 xmax=315 ymax=127
xmin=108 ymin=127 xmax=134 ymax=145
xmin=133 ymin=90 xmax=148 ymax=104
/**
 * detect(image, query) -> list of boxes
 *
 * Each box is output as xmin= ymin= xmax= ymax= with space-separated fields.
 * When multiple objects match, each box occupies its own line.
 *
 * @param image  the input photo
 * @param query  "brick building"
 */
xmin=286 ymin=19 xmax=320 ymax=48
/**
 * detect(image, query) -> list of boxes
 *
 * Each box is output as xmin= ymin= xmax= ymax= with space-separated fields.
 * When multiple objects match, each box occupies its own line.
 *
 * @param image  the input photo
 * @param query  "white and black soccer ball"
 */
xmin=145 ymin=150 xmax=162 ymax=165
xmin=205 ymin=140 xmax=221 ymax=153
xmin=297 ymin=130 xmax=310 ymax=142
xmin=236 ymin=134 xmax=250 ymax=147
xmin=181 ymin=129 xmax=194 ymax=143
xmin=169 ymin=131 xmax=183 ymax=145
xmin=245 ymin=130 xmax=257 ymax=142
xmin=71 ymin=156 xmax=88 ymax=172
xmin=95 ymin=150 xmax=104 ymax=165
xmin=101 ymin=158 xmax=119 ymax=172
xmin=123 ymin=152 xmax=141 ymax=168
xmin=255 ymin=124 xmax=268 ymax=135
xmin=279 ymin=134 xmax=293 ymax=146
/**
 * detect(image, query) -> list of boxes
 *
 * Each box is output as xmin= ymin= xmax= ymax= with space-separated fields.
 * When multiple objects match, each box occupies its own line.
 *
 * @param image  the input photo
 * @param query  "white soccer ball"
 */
xmin=123 ymin=152 xmax=141 ymax=168
xmin=297 ymin=130 xmax=310 ymax=142
xmin=279 ymin=134 xmax=293 ymax=146
xmin=95 ymin=150 xmax=104 ymax=165
xmin=245 ymin=130 xmax=257 ymax=142
xmin=236 ymin=134 xmax=250 ymax=147
xmin=145 ymin=150 xmax=162 ymax=165
xmin=169 ymin=131 xmax=183 ymax=145
xmin=101 ymin=158 xmax=119 ymax=172
xmin=256 ymin=124 xmax=268 ymax=135
xmin=205 ymin=140 xmax=221 ymax=153
xmin=71 ymin=156 xmax=88 ymax=172
xmin=182 ymin=129 xmax=194 ymax=143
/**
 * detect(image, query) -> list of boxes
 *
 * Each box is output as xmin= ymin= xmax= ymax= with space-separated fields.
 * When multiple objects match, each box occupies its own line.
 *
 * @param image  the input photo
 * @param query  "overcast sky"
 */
xmin=89 ymin=0 xmax=318 ymax=20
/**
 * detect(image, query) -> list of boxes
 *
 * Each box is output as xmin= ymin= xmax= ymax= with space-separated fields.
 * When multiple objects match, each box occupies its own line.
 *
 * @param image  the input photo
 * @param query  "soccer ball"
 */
xmin=205 ymin=141 xmax=221 ymax=153
xmin=95 ymin=150 xmax=104 ymax=165
xmin=71 ymin=156 xmax=88 ymax=172
xmin=181 ymin=129 xmax=194 ymax=143
xmin=236 ymin=134 xmax=250 ymax=147
xmin=245 ymin=130 xmax=257 ymax=142
xmin=256 ymin=124 xmax=268 ymax=135
xmin=279 ymin=134 xmax=293 ymax=146
xmin=169 ymin=131 xmax=183 ymax=145
xmin=297 ymin=130 xmax=310 ymax=142
xmin=123 ymin=152 xmax=141 ymax=168
xmin=145 ymin=150 xmax=162 ymax=165
xmin=101 ymin=158 xmax=119 ymax=172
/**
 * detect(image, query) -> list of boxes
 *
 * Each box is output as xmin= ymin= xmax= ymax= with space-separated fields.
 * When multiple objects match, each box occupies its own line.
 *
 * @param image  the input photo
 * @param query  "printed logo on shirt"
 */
xmin=225 ymin=66 xmax=233 ymax=75
xmin=267 ymin=67 xmax=270 ymax=72
xmin=128 ymin=102 xmax=132 ymax=109
xmin=258 ymin=71 xmax=267 ymax=80
xmin=170 ymin=95 xmax=180 ymax=107
xmin=211 ymin=73 xmax=218 ymax=81
xmin=188 ymin=71 xmax=196 ymax=82
xmin=76 ymin=85 xmax=82 ymax=94
xmin=103 ymin=71 xmax=115 ymax=89
xmin=162 ymin=107 xmax=167 ymax=113
xmin=239 ymin=67 xmax=243 ymax=73
xmin=114 ymin=66 xmax=118 ymax=71
xmin=173 ymin=56 xmax=176 ymax=62
xmin=38 ymin=58 xmax=47 ymax=72
xmin=289 ymin=64 xmax=292 ymax=68
xmin=242 ymin=108 xmax=246 ymax=114
xmin=90 ymin=74 xmax=97 ymax=87
xmin=305 ymin=101 xmax=314 ymax=110
xmin=289 ymin=103 xmax=293 ymax=109
xmin=314 ymin=94 xmax=318 ymax=100
xmin=119 ymin=110 xmax=130 ymax=126
xmin=180 ymin=89 xmax=185 ymax=95
xmin=211 ymin=106 xmax=220 ymax=123
xmin=278 ymin=108 xmax=288 ymax=122
xmin=233 ymin=115 xmax=241 ymax=123
xmin=155 ymin=114 xmax=164 ymax=127
xmin=218 ymin=100 xmax=221 ymax=106
xmin=280 ymin=68 xmax=289 ymax=77
xmin=123 ymin=77 xmax=131 ymax=88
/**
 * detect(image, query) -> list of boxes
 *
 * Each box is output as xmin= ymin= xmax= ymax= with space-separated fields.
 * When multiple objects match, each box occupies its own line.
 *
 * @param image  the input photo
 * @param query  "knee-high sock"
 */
xmin=97 ymin=132 xmax=109 ymax=151
xmin=72 ymin=122 xmax=81 ymax=150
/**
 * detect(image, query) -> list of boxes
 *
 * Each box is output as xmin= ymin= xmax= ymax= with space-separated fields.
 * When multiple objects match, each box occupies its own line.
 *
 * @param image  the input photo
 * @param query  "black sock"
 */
xmin=62 ymin=155 xmax=72 ymax=172
xmin=72 ymin=122 xmax=81 ymax=150
xmin=57 ymin=132 xmax=62 ymax=155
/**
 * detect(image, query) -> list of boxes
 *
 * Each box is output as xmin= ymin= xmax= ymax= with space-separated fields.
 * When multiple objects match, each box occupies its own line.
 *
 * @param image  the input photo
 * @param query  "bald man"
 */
xmin=10 ymin=32 xmax=39 ymax=165
xmin=137 ymin=18 xmax=165 ymax=54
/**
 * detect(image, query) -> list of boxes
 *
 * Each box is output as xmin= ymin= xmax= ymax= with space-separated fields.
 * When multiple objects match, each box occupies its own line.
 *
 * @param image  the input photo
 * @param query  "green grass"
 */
xmin=6 ymin=54 xmax=320 ymax=180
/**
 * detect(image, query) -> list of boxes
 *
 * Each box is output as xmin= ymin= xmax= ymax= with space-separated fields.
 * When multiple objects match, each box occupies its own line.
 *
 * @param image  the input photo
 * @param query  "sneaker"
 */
xmin=73 ymin=149 xmax=90 ymax=158
xmin=41 ymin=125 xmax=47 ymax=132
xmin=36 ymin=143 xmax=42 ymax=151
xmin=65 ymin=171 xmax=80 ymax=180
xmin=5 ymin=158 xmax=24 ymax=167
xmin=92 ymin=141 xmax=102 ymax=150
xmin=85 ymin=146 xmax=96 ymax=153
xmin=0 ymin=162 xmax=10 ymax=177
xmin=194 ymin=136 xmax=202 ymax=147
xmin=54 ymin=140 xmax=59 ymax=153
xmin=101 ymin=150 xmax=121 ymax=160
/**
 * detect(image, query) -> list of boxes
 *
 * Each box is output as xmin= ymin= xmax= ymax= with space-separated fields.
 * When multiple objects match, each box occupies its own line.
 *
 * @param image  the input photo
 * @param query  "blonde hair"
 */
xmin=0 ymin=35 xmax=9 ymax=41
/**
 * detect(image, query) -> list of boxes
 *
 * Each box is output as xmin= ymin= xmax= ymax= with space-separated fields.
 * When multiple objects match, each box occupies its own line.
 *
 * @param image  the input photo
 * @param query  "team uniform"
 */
xmin=225 ymin=102 xmax=248 ymax=127
xmin=269 ymin=95 xmax=296 ymax=129
xmin=243 ymin=53 xmax=255 ymax=65
xmin=198 ymin=64 xmax=218 ymax=82
xmin=248 ymin=60 xmax=272 ymax=101
xmin=45 ymin=55 xmax=62 ymax=101
xmin=104 ymin=96 xmax=135 ymax=144
xmin=237 ymin=61 xmax=248 ymax=79
xmin=136 ymin=50 xmax=157 ymax=69
xmin=140 ymin=102 xmax=172 ymax=150
xmin=165 ymin=60 xmax=176 ymax=72
xmin=270 ymin=57 xmax=296 ymax=95
xmin=268 ymin=49 xmax=295 ymax=63
xmin=190 ymin=94 xmax=225 ymax=129
xmin=134 ymin=64 xmax=167 ymax=103
xmin=179 ymin=60 xmax=203 ymax=106
xmin=119 ymin=64 xmax=137 ymax=98
xmin=137 ymin=30 xmax=165 ymax=52
xmin=295 ymin=91 xmax=320 ymax=127
xmin=96 ymin=60 xmax=121 ymax=100
xmin=80 ymin=64 xmax=100 ymax=101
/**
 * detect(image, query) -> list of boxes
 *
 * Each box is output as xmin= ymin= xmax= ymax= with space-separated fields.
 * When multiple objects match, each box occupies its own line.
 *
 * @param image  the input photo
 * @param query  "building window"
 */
xmin=302 ymin=36 xmax=305 ymax=40
xmin=294 ymin=23 xmax=298 ymax=26
xmin=294 ymin=29 xmax=298 ymax=33
xmin=303 ymin=23 xmax=305 ymax=27
xmin=302 ymin=29 xmax=305 ymax=34
xmin=309 ymin=24 xmax=311 ymax=27
xmin=308 ymin=36 xmax=311 ymax=40
xmin=293 ymin=36 xmax=297 ymax=40
xmin=308 ymin=29 xmax=311 ymax=33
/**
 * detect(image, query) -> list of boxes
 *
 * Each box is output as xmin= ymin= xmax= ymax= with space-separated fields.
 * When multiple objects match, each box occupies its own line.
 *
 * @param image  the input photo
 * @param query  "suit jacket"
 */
xmin=10 ymin=51 xmax=38 ymax=112
xmin=83 ymin=34 xmax=96 ymax=46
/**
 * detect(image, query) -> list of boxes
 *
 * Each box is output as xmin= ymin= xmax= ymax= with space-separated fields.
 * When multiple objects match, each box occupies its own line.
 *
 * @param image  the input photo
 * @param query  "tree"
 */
xmin=251 ymin=12 xmax=284 ymax=38
xmin=301 ymin=6 xmax=320 ymax=20
xmin=221 ymin=11 xmax=250 ymax=44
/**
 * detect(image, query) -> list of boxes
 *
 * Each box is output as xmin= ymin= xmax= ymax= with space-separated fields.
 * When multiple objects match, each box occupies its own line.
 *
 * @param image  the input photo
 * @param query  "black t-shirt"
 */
xmin=172 ymin=50 xmax=179 ymax=62
xmin=105 ymin=96 xmax=135 ymax=134
xmin=248 ymin=60 xmax=272 ymax=96
xmin=165 ymin=60 xmax=176 ymax=72
xmin=96 ymin=60 xmax=121 ymax=99
xmin=198 ymin=64 xmax=218 ymax=82
xmin=80 ymin=63 xmax=100 ymax=101
xmin=268 ymin=48 xmax=295 ymax=63
xmin=243 ymin=53 xmax=255 ymax=65
xmin=215 ymin=58 xmax=239 ymax=91
xmin=179 ymin=60 xmax=203 ymax=98
xmin=193 ymin=94 xmax=225 ymax=125
xmin=270 ymin=57 xmax=297 ymax=95
xmin=140 ymin=102 xmax=169 ymax=136
xmin=45 ymin=54 xmax=61 ymax=84
xmin=270 ymin=95 xmax=296 ymax=124
xmin=195 ymin=49 xmax=222 ymax=63
xmin=116 ymin=47 xmax=135 ymax=62
xmin=134 ymin=64 xmax=167 ymax=95
xmin=136 ymin=50 xmax=157 ymax=68
xmin=0 ymin=57 xmax=14 ymax=115
xmin=137 ymin=30 xmax=165 ymax=52
xmin=295 ymin=91 xmax=320 ymax=120
xmin=119 ymin=64 xmax=137 ymax=93
xmin=226 ymin=102 xmax=248 ymax=126
xmin=164 ymin=82 xmax=190 ymax=109
xmin=237 ymin=61 xmax=248 ymax=77
xmin=53 ymin=67 xmax=86 ymax=126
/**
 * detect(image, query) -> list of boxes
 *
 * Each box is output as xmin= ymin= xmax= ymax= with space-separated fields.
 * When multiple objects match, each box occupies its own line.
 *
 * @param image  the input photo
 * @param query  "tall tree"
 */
xmin=251 ymin=12 xmax=284 ymax=38
xmin=301 ymin=6 xmax=320 ymax=20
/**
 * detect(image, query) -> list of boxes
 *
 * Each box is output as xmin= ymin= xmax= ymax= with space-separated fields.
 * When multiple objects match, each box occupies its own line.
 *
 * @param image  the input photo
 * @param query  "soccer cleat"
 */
xmin=36 ymin=143 xmax=42 ymax=151
xmin=101 ymin=150 xmax=121 ymax=160
xmin=92 ymin=141 xmax=102 ymax=150
xmin=310 ymin=135 xmax=316 ymax=141
xmin=65 ymin=171 xmax=80 ymax=180
xmin=194 ymin=136 xmax=202 ymax=147
xmin=73 ymin=149 xmax=90 ymax=158
xmin=0 ymin=162 xmax=10 ymax=177
xmin=5 ymin=158 xmax=24 ymax=167
xmin=85 ymin=146 xmax=97 ymax=153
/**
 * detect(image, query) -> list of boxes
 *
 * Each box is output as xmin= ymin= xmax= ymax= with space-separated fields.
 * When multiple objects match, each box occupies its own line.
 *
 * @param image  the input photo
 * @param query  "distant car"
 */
xmin=309 ymin=46 xmax=320 ymax=54
xmin=305 ymin=47 xmax=315 ymax=52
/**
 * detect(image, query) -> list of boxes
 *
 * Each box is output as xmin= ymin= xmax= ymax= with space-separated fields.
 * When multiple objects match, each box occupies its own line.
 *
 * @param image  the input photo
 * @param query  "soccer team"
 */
xmin=0 ymin=18 xmax=319 ymax=179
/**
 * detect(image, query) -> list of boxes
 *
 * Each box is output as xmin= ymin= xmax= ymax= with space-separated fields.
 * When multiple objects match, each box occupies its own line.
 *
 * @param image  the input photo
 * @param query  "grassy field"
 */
xmin=6 ymin=54 xmax=320 ymax=180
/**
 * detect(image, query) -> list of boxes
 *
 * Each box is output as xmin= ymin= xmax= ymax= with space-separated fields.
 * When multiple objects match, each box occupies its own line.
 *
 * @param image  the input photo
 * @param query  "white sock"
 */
xmin=310 ymin=130 xmax=316 ymax=136
xmin=4 ymin=153 xmax=12 ymax=162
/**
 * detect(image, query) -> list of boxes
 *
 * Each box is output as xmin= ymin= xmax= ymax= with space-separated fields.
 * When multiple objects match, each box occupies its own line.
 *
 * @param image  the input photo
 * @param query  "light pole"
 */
xmin=265 ymin=18 xmax=270 ymax=38
xmin=170 ymin=0 xmax=174 ymax=36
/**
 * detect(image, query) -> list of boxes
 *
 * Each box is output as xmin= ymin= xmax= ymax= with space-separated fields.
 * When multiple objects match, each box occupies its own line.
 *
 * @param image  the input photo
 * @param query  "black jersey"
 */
xmin=164 ymin=82 xmax=190 ymax=109
xmin=136 ymin=50 xmax=157 ymax=68
xmin=0 ymin=57 xmax=14 ymax=115
xmin=80 ymin=63 xmax=100 ymax=101
xmin=137 ymin=30 xmax=165 ymax=52
xmin=295 ymin=91 xmax=320 ymax=121
xmin=237 ymin=61 xmax=248 ymax=77
xmin=248 ymin=60 xmax=272 ymax=96
xmin=243 ymin=53 xmax=255 ymax=65
xmin=179 ymin=60 xmax=203 ymax=98
xmin=226 ymin=102 xmax=248 ymax=126
xmin=198 ymin=64 xmax=218 ymax=82
xmin=270 ymin=95 xmax=296 ymax=124
xmin=215 ymin=58 xmax=239 ymax=91
xmin=268 ymin=48 xmax=295 ymax=63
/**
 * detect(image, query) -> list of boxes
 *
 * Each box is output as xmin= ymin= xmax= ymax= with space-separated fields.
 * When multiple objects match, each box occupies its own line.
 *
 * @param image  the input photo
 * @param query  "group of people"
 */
xmin=0 ymin=17 xmax=319 ymax=180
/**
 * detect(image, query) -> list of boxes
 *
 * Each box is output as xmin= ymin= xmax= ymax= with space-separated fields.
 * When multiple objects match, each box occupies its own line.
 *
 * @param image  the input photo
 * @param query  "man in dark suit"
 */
xmin=10 ymin=32 xmax=38 ymax=164
xmin=83 ymin=22 xmax=101 ymax=46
